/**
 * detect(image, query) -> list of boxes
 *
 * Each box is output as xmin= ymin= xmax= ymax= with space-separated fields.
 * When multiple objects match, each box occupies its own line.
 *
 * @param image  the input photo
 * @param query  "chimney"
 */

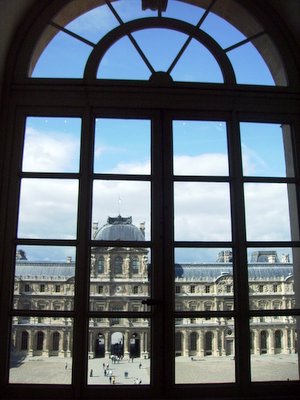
xmin=281 ymin=254 xmax=290 ymax=263
xmin=140 ymin=222 xmax=145 ymax=237
xmin=92 ymin=221 xmax=99 ymax=239
xmin=268 ymin=254 xmax=276 ymax=263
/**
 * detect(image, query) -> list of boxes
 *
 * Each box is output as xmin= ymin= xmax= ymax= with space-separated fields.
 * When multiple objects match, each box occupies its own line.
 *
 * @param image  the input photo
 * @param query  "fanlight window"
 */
xmin=29 ymin=0 xmax=284 ymax=85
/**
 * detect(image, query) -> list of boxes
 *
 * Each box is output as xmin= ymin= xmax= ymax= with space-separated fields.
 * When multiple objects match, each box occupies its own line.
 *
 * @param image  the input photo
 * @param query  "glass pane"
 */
xmin=14 ymin=245 xmax=75 ymax=310
xmin=163 ymin=1 xmax=205 ymax=24
xmin=227 ymin=41 xmax=275 ymax=85
xmin=173 ymin=120 xmax=228 ymax=175
xmin=244 ymin=183 xmax=298 ymax=241
xmin=22 ymin=117 xmax=81 ymax=173
xmin=63 ymin=4 xmax=119 ymax=44
xmin=175 ymin=248 xmax=234 ymax=311
xmin=171 ymin=38 xmax=223 ymax=83
xmin=92 ymin=181 xmax=150 ymax=240
xmin=248 ymin=247 xmax=297 ymax=311
xmin=132 ymin=28 xmax=188 ymax=72
xmin=250 ymin=317 xmax=299 ymax=381
xmin=9 ymin=318 xmax=73 ymax=384
xmin=175 ymin=320 xmax=235 ymax=383
xmin=201 ymin=12 xmax=246 ymax=49
xmin=17 ymin=179 xmax=78 ymax=239
xmin=97 ymin=36 xmax=151 ymax=80
xmin=32 ymin=30 xmax=92 ymax=78
xmin=240 ymin=123 xmax=294 ymax=177
xmin=94 ymin=118 xmax=150 ymax=174
xmin=90 ymin=247 xmax=150 ymax=311
xmin=174 ymin=182 xmax=231 ymax=241
xmin=88 ymin=318 xmax=150 ymax=385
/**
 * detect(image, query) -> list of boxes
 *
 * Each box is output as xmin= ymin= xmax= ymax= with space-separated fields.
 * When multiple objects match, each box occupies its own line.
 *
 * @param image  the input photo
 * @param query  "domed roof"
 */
xmin=94 ymin=215 xmax=145 ymax=241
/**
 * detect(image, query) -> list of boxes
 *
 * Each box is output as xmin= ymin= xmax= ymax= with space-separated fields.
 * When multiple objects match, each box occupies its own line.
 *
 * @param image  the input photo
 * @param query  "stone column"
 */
xmin=105 ymin=331 xmax=110 ymax=358
xmin=283 ymin=328 xmax=289 ymax=354
xmin=254 ymin=330 xmax=260 ymax=355
xmin=221 ymin=329 xmax=226 ymax=356
xmin=183 ymin=331 xmax=189 ymax=357
xmin=29 ymin=330 xmax=34 ymax=357
xmin=88 ymin=330 xmax=94 ymax=358
xmin=290 ymin=327 xmax=295 ymax=353
xmin=44 ymin=330 xmax=49 ymax=357
xmin=123 ymin=331 xmax=129 ymax=358
xmin=213 ymin=331 xmax=218 ymax=356
xmin=269 ymin=329 xmax=275 ymax=354
xmin=198 ymin=331 xmax=204 ymax=357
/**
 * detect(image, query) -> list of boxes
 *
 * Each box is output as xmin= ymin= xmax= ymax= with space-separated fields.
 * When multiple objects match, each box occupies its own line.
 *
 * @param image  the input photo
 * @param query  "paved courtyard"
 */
xmin=9 ymin=354 xmax=299 ymax=385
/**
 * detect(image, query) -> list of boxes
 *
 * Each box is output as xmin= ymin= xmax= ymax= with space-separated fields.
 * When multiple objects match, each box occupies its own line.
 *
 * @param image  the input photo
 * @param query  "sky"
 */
xmin=16 ymin=1 xmax=293 ymax=263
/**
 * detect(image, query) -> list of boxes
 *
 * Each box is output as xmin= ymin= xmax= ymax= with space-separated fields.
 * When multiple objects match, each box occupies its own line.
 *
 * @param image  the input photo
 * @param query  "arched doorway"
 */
xmin=189 ymin=332 xmax=197 ymax=356
xmin=275 ymin=330 xmax=282 ymax=354
xmin=21 ymin=331 xmax=29 ymax=351
xmin=205 ymin=332 xmax=213 ymax=356
xmin=260 ymin=331 xmax=268 ymax=354
xmin=111 ymin=332 xmax=124 ymax=358
xmin=129 ymin=333 xmax=140 ymax=359
xmin=52 ymin=332 xmax=60 ymax=352
xmin=175 ymin=332 xmax=182 ymax=357
xmin=95 ymin=333 xmax=105 ymax=358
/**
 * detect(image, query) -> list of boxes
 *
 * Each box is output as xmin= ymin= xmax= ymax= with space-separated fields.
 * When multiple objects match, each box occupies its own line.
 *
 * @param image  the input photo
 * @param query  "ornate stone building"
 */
xmin=12 ymin=217 xmax=296 ymax=360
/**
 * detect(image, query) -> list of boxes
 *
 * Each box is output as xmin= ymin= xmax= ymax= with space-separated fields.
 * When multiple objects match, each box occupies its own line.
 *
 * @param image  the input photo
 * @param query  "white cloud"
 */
xmin=22 ymin=127 xmax=80 ymax=172
xmin=17 ymin=146 xmax=293 ymax=260
xmin=174 ymin=153 xmax=228 ymax=175
xmin=241 ymin=143 xmax=269 ymax=176
xmin=244 ymin=183 xmax=291 ymax=241
xmin=18 ymin=179 xmax=78 ymax=239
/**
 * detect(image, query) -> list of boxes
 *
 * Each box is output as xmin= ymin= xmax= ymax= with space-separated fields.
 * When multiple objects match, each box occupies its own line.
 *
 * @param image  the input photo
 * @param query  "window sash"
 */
xmin=1 ymin=83 xmax=300 ymax=399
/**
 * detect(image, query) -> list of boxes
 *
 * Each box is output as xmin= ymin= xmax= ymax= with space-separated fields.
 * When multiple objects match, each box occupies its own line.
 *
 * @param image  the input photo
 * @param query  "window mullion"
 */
xmin=161 ymin=112 xmax=175 ymax=390
xmin=228 ymin=112 xmax=250 ymax=389
xmin=150 ymin=110 xmax=169 ymax=395
xmin=72 ymin=108 xmax=94 ymax=392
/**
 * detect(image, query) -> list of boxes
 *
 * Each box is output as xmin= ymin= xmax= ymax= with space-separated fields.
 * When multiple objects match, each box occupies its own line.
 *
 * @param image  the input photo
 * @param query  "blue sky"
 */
xmin=18 ymin=1 xmax=293 ymax=262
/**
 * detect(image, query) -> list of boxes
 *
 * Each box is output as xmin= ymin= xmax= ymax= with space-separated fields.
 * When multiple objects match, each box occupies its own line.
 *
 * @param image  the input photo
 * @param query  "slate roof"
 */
xmin=174 ymin=263 xmax=293 ymax=281
xmin=15 ymin=262 xmax=75 ymax=279
xmin=15 ymin=261 xmax=293 ymax=282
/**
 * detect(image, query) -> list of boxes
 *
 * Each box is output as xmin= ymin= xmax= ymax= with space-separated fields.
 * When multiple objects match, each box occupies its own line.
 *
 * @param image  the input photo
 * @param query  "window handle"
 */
xmin=141 ymin=299 xmax=160 ymax=306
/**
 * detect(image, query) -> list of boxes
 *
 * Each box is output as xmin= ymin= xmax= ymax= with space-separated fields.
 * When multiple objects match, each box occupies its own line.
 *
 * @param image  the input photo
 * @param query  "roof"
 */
xmin=94 ymin=215 xmax=145 ymax=241
xmin=175 ymin=263 xmax=293 ymax=281
xmin=15 ymin=262 xmax=75 ymax=279
xmin=15 ymin=261 xmax=293 ymax=282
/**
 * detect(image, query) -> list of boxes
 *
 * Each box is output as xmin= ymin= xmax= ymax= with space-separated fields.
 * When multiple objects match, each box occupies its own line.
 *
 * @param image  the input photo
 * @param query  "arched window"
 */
xmin=1 ymin=1 xmax=300 ymax=399
xmin=131 ymin=257 xmax=140 ymax=274
xmin=97 ymin=257 xmax=104 ymax=274
xmin=114 ymin=256 xmax=123 ymax=274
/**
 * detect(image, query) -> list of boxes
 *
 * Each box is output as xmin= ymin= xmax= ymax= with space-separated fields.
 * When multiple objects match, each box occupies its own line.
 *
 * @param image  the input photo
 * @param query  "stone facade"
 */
xmin=12 ymin=218 xmax=296 ymax=360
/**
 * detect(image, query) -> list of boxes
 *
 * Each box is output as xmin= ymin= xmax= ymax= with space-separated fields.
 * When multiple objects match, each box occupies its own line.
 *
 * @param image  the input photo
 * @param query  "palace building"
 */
xmin=12 ymin=216 xmax=296 ymax=360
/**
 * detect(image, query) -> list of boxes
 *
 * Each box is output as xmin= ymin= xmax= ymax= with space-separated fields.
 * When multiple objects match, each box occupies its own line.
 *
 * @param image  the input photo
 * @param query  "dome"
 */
xmin=94 ymin=215 xmax=145 ymax=241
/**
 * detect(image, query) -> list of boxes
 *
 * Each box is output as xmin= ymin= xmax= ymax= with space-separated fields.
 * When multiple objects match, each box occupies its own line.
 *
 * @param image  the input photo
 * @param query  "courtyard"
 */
xmin=9 ymin=354 xmax=299 ymax=385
